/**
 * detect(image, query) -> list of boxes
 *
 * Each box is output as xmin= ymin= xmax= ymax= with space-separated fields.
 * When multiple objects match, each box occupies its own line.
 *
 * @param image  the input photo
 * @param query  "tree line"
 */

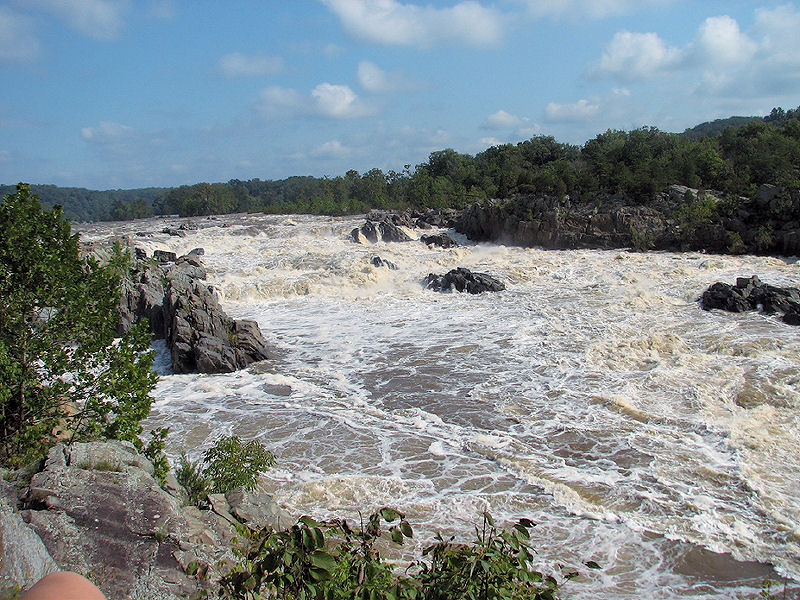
xmin=9 ymin=106 xmax=800 ymax=221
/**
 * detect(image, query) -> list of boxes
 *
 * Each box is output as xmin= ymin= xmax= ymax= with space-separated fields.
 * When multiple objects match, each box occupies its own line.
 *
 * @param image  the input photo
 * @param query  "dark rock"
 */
xmin=351 ymin=219 xmax=412 ymax=243
xmin=154 ymin=249 xmax=178 ymax=263
xmin=420 ymin=233 xmax=458 ymax=248
xmin=371 ymin=256 xmax=398 ymax=270
xmin=134 ymin=247 xmax=148 ymax=260
xmin=424 ymin=267 xmax=505 ymax=294
xmin=701 ymin=276 xmax=800 ymax=325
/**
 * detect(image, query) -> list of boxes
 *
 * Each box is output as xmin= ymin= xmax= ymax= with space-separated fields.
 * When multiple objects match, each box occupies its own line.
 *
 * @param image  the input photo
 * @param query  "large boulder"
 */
xmin=420 ymin=233 xmax=459 ymax=248
xmin=701 ymin=276 xmax=800 ymax=325
xmin=424 ymin=267 xmax=506 ymax=294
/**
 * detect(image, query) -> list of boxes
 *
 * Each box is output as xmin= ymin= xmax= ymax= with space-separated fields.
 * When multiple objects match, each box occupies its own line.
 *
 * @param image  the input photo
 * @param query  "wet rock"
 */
xmin=420 ymin=233 xmax=458 ymax=248
xmin=154 ymin=249 xmax=178 ymax=263
xmin=371 ymin=256 xmax=398 ymax=270
xmin=350 ymin=219 xmax=413 ymax=244
xmin=424 ymin=267 xmax=505 ymax=294
xmin=701 ymin=276 xmax=800 ymax=325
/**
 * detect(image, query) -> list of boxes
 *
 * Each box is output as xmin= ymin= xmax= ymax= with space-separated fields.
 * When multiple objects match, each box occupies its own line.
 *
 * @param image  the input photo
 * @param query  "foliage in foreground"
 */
xmin=176 ymin=435 xmax=276 ymax=505
xmin=0 ymin=184 xmax=160 ymax=469
xmin=189 ymin=510 xmax=586 ymax=600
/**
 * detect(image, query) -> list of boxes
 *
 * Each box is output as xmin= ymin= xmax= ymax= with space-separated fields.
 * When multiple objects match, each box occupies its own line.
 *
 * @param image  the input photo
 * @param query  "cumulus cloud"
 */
xmin=321 ymin=0 xmax=503 ymax=47
xmin=256 ymin=83 xmax=374 ymax=119
xmin=544 ymin=99 xmax=600 ymax=123
xmin=522 ymin=0 xmax=681 ymax=20
xmin=0 ymin=7 xmax=40 ymax=62
xmin=589 ymin=5 xmax=800 ymax=99
xmin=32 ymin=0 xmax=129 ymax=40
xmin=479 ymin=136 xmax=503 ymax=147
xmin=588 ymin=30 xmax=681 ymax=80
xmin=218 ymin=52 xmax=283 ymax=78
xmin=691 ymin=15 xmax=756 ymax=66
xmin=481 ymin=109 xmax=524 ymax=129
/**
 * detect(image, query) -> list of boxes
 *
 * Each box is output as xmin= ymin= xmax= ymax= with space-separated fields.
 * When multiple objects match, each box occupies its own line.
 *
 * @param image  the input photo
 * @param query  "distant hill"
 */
xmin=0 ymin=184 xmax=168 ymax=222
xmin=680 ymin=116 xmax=762 ymax=140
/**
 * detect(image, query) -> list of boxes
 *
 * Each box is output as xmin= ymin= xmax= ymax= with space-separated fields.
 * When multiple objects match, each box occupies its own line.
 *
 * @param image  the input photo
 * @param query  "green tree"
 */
xmin=0 ymin=184 xmax=158 ymax=468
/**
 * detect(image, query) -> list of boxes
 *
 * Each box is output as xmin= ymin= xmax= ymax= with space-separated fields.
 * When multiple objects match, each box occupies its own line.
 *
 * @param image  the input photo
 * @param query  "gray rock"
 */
xmin=16 ymin=442 xmax=239 ymax=599
xmin=0 ymin=495 xmax=58 ymax=593
xmin=225 ymin=487 xmax=288 ymax=530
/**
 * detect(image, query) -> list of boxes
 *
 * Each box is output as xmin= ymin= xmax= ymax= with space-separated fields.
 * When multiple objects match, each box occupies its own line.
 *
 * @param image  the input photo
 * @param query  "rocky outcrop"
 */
xmin=701 ymin=276 xmax=800 ymax=325
xmin=351 ymin=210 xmax=460 ymax=244
xmin=119 ymin=251 xmax=270 ymax=374
xmin=350 ymin=219 xmax=413 ymax=244
xmin=0 ymin=441 xmax=288 ymax=599
xmin=424 ymin=268 xmax=506 ymax=294
xmin=455 ymin=185 xmax=800 ymax=255
xmin=420 ymin=233 xmax=458 ymax=248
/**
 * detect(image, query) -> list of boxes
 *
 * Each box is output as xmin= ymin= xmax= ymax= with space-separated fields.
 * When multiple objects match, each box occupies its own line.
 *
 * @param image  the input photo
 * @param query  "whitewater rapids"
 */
xmin=77 ymin=213 xmax=800 ymax=599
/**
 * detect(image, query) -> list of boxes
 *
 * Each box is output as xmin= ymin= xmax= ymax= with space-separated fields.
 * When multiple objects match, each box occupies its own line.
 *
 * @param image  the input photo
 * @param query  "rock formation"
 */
xmin=701 ymin=275 xmax=800 ymax=325
xmin=420 ymin=233 xmax=458 ymax=248
xmin=118 ymin=251 xmax=270 ymax=374
xmin=0 ymin=441 xmax=288 ymax=599
xmin=424 ymin=268 xmax=505 ymax=294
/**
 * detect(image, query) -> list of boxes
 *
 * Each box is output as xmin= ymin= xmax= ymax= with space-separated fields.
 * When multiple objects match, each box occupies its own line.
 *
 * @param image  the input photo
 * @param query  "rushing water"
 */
xmin=78 ymin=213 xmax=800 ymax=599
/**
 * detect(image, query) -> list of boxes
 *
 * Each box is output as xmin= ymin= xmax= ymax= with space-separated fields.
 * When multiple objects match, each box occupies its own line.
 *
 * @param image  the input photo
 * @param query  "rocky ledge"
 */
xmin=455 ymin=184 xmax=800 ymax=255
xmin=117 ymin=249 xmax=270 ymax=374
xmin=0 ymin=441 xmax=288 ymax=599
xmin=701 ymin=275 xmax=800 ymax=325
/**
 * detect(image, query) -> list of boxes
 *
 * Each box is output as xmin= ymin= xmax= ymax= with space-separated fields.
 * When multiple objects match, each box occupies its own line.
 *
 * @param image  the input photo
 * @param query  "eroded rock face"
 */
xmin=701 ymin=275 xmax=800 ymax=325
xmin=424 ymin=267 xmax=506 ymax=294
xmin=350 ymin=219 xmax=412 ymax=243
xmin=7 ymin=441 xmax=288 ymax=600
xmin=118 ymin=252 xmax=270 ymax=374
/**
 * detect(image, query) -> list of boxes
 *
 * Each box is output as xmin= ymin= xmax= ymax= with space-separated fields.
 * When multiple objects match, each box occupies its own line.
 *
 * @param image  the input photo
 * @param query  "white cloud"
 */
xmin=544 ymin=99 xmax=600 ymax=123
xmin=312 ymin=140 xmax=351 ymax=159
xmin=589 ymin=30 xmax=681 ymax=80
xmin=32 ymin=0 xmax=129 ymax=40
xmin=522 ymin=0 xmax=681 ymax=20
xmin=256 ymin=84 xmax=374 ymax=119
xmin=480 ymin=136 xmax=503 ymax=146
xmin=218 ymin=52 xmax=283 ymax=78
xmin=0 ymin=7 xmax=40 ymax=62
xmin=356 ymin=60 xmax=419 ymax=93
xmin=691 ymin=15 xmax=756 ymax=66
xmin=321 ymin=0 xmax=504 ymax=47
xmin=482 ymin=109 xmax=524 ymax=129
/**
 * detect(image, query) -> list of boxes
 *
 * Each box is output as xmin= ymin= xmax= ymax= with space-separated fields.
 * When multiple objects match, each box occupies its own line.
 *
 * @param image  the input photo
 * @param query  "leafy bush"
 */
xmin=189 ymin=510 xmax=582 ymax=600
xmin=176 ymin=435 xmax=275 ymax=505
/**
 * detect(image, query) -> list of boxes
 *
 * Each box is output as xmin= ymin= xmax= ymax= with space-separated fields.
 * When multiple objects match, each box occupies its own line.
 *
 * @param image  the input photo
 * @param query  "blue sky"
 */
xmin=1 ymin=0 xmax=799 ymax=190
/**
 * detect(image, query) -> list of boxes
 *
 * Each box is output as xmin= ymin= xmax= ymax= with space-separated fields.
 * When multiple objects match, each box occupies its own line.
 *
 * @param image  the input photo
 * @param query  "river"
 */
xmin=77 ymin=212 xmax=800 ymax=599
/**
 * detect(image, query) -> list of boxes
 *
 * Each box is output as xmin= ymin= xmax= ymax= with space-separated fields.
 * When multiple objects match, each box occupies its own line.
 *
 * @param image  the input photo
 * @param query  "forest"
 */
xmin=6 ymin=106 xmax=800 ymax=222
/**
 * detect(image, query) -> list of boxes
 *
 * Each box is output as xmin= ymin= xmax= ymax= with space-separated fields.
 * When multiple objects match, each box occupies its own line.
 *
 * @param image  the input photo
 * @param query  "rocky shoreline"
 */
xmin=1 ymin=440 xmax=287 ymax=599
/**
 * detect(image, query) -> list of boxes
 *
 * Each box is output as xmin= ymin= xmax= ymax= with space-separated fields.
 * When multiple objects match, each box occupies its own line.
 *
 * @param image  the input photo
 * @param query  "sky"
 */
xmin=1 ymin=0 xmax=799 ymax=190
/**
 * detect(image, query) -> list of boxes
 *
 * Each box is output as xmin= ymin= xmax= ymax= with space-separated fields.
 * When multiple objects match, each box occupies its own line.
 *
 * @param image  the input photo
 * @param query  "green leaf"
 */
xmin=380 ymin=507 xmax=401 ymax=522
xmin=391 ymin=528 xmax=404 ymax=544
xmin=400 ymin=520 xmax=413 ymax=538
xmin=309 ymin=550 xmax=337 ymax=572
xmin=585 ymin=560 xmax=602 ymax=570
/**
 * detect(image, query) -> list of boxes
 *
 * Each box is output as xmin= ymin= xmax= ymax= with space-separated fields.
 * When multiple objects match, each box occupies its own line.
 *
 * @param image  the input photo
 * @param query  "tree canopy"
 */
xmin=0 ymin=184 xmax=157 ymax=467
